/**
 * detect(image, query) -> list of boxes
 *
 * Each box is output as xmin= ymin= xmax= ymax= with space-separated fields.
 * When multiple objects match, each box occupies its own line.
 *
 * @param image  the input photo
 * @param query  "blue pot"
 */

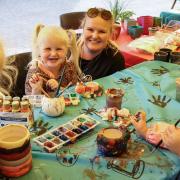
xmin=128 ymin=25 xmax=143 ymax=39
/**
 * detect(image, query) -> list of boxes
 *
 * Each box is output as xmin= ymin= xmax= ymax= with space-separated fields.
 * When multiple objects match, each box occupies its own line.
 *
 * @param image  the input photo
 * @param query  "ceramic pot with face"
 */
xmin=41 ymin=96 xmax=65 ymax=117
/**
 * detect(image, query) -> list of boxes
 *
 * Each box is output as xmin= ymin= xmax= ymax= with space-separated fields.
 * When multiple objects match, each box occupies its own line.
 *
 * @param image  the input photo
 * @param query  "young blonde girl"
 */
xmin=25 ymin=24 xmax=79 ymax=96
xmin=0 ymin=40 xmax=18 ymax=96
xmin=76 ymin=7 xmax=125 ymax=80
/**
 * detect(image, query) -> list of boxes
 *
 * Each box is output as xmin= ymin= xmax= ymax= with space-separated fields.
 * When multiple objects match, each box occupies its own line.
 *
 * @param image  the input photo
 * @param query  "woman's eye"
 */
xmin=57 ymin=48 xmax=62 ymax=51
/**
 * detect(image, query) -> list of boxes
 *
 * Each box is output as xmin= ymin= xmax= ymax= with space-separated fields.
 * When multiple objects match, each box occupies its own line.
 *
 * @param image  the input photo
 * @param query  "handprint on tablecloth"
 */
xmin=30 ymin=118 xmax=51 ymax=136
xmin=81 ymin=107 xmax=98 ymax=115
xmin=148 ymin=95 xmax=171 ymax=107
xmin=116 ymin=77 xmax=134 ymax=84
xmin=151 ymin=66 xmax=169 ymax=76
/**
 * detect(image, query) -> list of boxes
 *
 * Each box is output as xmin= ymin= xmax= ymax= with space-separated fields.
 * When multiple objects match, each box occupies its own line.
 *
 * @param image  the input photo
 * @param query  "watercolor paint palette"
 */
xmin=33 ymin=114 xmax=100 ymax=153
xmin=63 ymin=93 xmax=80 ymax=106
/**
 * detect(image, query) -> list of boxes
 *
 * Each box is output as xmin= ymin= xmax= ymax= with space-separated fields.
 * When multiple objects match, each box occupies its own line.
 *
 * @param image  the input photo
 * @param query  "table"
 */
xmin=10 ymin=61 xmax=180 ymax=180
xmin=116 ymin=29 xmax=153 ymax=68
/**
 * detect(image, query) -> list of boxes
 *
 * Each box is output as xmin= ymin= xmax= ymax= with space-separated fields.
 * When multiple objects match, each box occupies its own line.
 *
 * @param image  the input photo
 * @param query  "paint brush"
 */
xmin=55 ymin=64 xmax=66 ymax=97
xmin=57 ymin=81 xmax=73 ymax=97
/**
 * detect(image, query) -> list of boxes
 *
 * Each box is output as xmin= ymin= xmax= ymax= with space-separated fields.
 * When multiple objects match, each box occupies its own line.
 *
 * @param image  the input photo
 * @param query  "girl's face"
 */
xmin=83 ymin=16 xmax=111 ymax=54
xmin=39 ymin=35 xmax=67 ymax=70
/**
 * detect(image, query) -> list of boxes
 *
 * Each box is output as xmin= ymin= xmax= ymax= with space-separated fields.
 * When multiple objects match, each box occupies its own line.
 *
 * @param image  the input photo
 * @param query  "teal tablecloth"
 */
xmin=12 ymin=61 xmax=180 ymax=180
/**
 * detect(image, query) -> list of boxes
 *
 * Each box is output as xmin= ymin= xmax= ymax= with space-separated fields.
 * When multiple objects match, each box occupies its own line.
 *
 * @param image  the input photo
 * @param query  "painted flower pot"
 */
xmin=111 ymin=23 xmax=121 ymax=40
xmin=154 ymin=51 xmax=168 ymax=62
xmin=137 ymin=16 xmax=153 ymax=35
xmin=42 ymin=96 xmax=65 ymax=117
xmin=128 ymin=25 xmax=143 ymax=39
xmin=124 ymin=19 xmax=137 ymax=34
xmin=97 ymin=127 xmax=130 ymax=156
xmin=170 ymin=51 xmax=180 ymax=64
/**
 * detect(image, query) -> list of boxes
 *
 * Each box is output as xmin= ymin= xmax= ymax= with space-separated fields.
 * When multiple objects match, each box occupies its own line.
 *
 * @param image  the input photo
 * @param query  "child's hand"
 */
xmin=29 ymin=73 xmax=43 ymax=94
xmin=130 ymin=111 xmax=148 ymax=138
xmin=161 ymin=126 xmax=180 ymax=156
xmin=46 ymin=79 xmax=58 ymax=90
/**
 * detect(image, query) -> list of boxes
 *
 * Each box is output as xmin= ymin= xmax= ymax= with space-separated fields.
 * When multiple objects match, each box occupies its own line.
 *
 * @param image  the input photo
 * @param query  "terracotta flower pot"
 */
xmin=111 ymin=23 xmax=121 ymax=40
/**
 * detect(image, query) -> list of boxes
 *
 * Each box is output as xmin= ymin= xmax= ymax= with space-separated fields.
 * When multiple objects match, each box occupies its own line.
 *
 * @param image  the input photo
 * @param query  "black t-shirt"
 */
xmin=79 ymin=46 xmax=125 ymax=80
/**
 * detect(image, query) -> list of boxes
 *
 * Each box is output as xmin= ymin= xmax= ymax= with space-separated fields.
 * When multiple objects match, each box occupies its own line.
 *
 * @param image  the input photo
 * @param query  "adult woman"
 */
xmin=76 ymin=7 xmax=125 ymax=80
xmin=0 ymin=40 xmax=18 ymax=96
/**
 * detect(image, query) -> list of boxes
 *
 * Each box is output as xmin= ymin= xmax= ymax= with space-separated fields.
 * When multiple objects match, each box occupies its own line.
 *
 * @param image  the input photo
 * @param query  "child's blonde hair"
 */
xmin=76 ymin=8 xmax=119 ymax=75
xmin=31 ymin=24 xmax=81 ymax=73
xmin=0 ymin=40 xmax=18 ymax=96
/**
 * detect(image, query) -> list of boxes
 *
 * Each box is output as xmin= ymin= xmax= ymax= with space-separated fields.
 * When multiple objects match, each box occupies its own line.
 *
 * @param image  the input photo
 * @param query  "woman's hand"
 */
xmin=162 ymin=126 xmax=180 ymax=156
xmin=46 ymin=79 xmax=58 ymax=90
xmin=130 ymin=111 xmax=148 ymax=138
xmin=29 ymin=73 xmax=43 ymax=94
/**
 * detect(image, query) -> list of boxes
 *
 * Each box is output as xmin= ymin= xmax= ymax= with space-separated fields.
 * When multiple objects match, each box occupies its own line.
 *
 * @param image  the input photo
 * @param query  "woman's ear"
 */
xmin=66 ymin=30 xmax=73 ymax=42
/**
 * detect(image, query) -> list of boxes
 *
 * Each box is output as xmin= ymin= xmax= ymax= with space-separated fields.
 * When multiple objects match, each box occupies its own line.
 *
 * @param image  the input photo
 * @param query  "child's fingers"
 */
xmin=32 ymin=74 xmax=40 ymax=81
xmin=140 ymin=111 xmax=146 ymax=121
xmin=130 ymin=116 xmax=138 ymax=127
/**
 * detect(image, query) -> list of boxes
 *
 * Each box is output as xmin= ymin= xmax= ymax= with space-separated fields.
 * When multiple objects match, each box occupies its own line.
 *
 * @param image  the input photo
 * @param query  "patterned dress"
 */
xmin=25 ymin=61 xmax=78 ymax=95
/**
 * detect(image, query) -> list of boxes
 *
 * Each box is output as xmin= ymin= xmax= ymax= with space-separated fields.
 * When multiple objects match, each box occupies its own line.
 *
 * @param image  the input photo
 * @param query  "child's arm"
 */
xmin=162 ymin=126 xmax=180 ymax=156
xmin=130 ymin=111 xmax=148 ymax=138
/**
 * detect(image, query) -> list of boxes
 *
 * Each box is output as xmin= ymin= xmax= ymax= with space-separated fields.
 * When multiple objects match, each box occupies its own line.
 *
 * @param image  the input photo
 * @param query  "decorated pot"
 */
xmin=42 ymin=96 xmax=65 ymax=117
xmin=97 ymin=127 xmax=130 ymax=156
xmin=105 ymin=88 xmax=124 ymax=109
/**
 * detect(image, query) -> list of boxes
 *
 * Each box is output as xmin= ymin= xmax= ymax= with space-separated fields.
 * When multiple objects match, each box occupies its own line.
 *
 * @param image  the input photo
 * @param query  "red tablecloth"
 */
xmin=115 ymin=29 xmax=153 ymax=68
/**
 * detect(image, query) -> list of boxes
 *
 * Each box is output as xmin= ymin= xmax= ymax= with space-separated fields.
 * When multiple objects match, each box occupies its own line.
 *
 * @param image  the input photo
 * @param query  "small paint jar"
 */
xmin=12 ymin=101 xmax=20 ymax=112
xmin=3 ymin=100 xmax=11 ymax=112
xmin=0 ymin=99 xmax=3 ymax=111
xmin=4 ymin=96 xmax=12 ymax=102
xmin=13 ymin=96 xmax=21 ymax=102
xmin=20 ymin=101 xmax=29 ymax=113
xmin=0 ymin=95 xmax=3 ymax=101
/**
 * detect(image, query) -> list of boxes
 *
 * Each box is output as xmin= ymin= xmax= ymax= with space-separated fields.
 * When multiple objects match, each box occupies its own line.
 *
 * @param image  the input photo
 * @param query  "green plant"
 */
xmin=108 ymin=0 xmax=135 ymax=22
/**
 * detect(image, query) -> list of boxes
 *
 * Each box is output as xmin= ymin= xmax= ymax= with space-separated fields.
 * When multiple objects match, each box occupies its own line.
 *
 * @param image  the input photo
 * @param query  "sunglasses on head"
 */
xmin=87 ymin=8 xmax=112 ymax=20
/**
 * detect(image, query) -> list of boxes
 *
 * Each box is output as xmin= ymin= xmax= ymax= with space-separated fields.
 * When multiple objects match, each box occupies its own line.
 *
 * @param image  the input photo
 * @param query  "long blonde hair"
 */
xmin=31 ymin=24 xmax=81 ymax=73
xmin=76 ymin=8 xmax=119 ymax=75
xmin=0 ymin=40 xmax=18 ymax=96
